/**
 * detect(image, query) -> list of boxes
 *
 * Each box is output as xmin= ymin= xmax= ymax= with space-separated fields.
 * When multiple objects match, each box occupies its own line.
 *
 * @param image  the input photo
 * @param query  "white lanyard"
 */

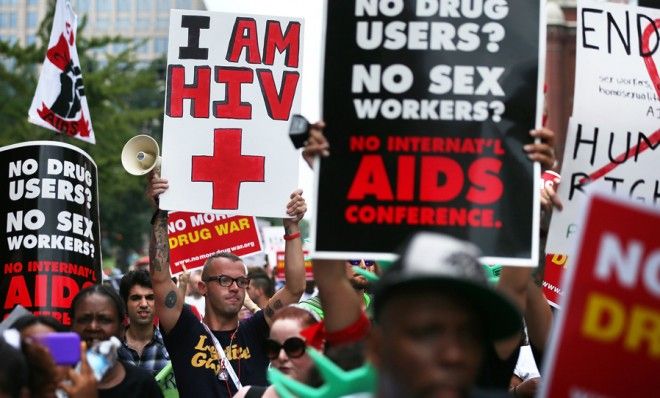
xmin=200 ymin=321 xmax=243 ymax=390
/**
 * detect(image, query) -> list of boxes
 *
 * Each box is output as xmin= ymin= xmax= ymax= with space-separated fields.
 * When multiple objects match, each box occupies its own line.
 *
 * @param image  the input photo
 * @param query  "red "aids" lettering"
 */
xmin=347 ymin=155 xmax=503 ymax=205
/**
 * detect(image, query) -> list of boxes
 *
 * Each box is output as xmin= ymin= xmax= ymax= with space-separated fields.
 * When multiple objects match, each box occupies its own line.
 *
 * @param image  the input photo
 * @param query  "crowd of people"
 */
xmin=1 ymin=121 xmax=562 ymax=398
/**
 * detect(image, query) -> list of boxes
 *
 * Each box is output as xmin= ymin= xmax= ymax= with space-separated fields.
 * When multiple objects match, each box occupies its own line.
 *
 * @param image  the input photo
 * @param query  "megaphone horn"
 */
xmin=121 ymin=134 xmax=161 ymax=176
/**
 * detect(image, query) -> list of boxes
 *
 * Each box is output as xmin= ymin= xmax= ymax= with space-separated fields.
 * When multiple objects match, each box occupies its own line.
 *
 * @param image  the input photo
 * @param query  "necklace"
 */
xmin=229 ymin=321 xmax=240 ymax=375
xmin=220 ymin=321 xmax=241 ymax=396
xmin=200 ymin=319 xmax=243 ymax=390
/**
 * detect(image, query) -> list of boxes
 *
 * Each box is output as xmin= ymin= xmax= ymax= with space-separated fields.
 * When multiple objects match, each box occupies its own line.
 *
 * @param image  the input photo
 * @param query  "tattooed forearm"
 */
xmin=149 ymin=232 xmax=162 ymax=272
xmin=165 ymin=290 xmax=177 ymax=308
xmin=265 ymin=299 xmax=284 ymax=319
xmin=150 ymin=211 xmax=170 ymax=275
xmin=155 ymin=227 xmax=170 ymax=267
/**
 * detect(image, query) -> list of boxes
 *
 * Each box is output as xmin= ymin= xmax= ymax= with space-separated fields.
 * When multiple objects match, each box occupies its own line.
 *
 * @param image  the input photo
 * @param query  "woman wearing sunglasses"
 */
xmin=234 ymin=306 xmax=321 ymax=398
xmin=235 ymin=257 xmax=373 ymax=397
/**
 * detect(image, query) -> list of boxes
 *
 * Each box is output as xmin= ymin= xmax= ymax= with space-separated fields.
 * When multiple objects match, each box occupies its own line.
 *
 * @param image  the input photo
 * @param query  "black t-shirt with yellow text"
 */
xmin=163 ymin=305 xmax=269 ymax=398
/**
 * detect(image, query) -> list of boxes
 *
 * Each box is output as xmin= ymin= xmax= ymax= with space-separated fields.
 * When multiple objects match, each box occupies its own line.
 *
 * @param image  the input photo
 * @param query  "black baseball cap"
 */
xmin=373 ymin=232 xmax=522 ymax=341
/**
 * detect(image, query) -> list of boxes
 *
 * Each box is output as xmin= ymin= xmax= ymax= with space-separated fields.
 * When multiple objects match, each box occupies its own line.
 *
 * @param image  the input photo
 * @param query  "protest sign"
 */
xmin=261 ymin=225 xmax=286 ymax=268
xmin=261 ymin=226 xmax=286 ymax=255
xmin=1 ymin=141 xmax=101 ymax=325
xmin=28 ymin=0 xmax=94 ymax=144
xmin=572 ymin=0 xmax=660 ymax=125
xmin=541 ymin=192 xmax=660 ymax=397
xmin=546 ymin=1 xmax=660 ymax=303
xmin=312 ymin=0 xmax=545 ymax=264
xmin=167 ymin=212 xmax=262 ymax=275
xmin=542 ymin=253 xmax=567 ymax=308
xmin=159 ymin=10 xmax=303 ymax=218
xmin=545 ymin=117 xmax=660 ymax=255
xmin=273 ymin=251 xmax=313 ymax=282
xmin=156 ymin=362 xmax=179 ymax=398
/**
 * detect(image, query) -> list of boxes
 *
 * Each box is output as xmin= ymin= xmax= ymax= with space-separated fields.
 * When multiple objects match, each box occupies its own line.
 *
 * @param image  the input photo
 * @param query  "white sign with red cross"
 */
xmin=159 ymin=10 xmax=303 ymax=217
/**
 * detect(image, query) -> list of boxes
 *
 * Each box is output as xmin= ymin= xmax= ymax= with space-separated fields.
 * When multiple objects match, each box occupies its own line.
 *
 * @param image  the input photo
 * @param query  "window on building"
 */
xmin=117 ymin=15 xmax=131 ymax=29
xmin=157 ymin=0 xmax=171 ymax=11
xmin=136 ymin=17 xmax=150 ymax=31
xmin=0 ymin=12 xmax=16 ymax=28
xmin=156 ymin=15 xmax=169 ymax=29
xmin=117 ymin=0 xmax=131 ymax=12
xmin=75 ymin=0 xmax=90 ymax=12
xmin=26 ymin=34 xmax=37 ymax=45
xmin=138 ymin=0 xmax=153 ymax=12
xmin=27 ymin=11 xmax=38 ymax=29
xmin=176 ymin=0 xmax=191 ymax=9
xmin=96 ymin=15 xmax=111 ymax=30
xmin=0 ymin=12 xmax=17 ymax=28
xmin=154 ymin=37 xmax=168 ymax=54
xmin=96 ymin=0 xmax=111 ymax=12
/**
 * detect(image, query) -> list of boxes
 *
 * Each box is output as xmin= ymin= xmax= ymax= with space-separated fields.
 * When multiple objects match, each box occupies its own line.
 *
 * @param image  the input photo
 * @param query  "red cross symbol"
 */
xmin=191 ymin=128 xmax=265 ymax=210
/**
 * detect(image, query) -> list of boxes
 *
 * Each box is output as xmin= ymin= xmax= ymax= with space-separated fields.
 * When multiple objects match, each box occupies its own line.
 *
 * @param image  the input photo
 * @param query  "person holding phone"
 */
xmin=11 ymin=314 xmax=84 ymax=397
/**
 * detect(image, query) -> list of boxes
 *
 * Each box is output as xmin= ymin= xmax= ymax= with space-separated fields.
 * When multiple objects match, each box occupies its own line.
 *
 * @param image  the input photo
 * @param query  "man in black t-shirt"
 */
xmin=162 ymin=304 xmax=269 ymax=396
xmin=147 ymin=176 xmax=307 ymax=398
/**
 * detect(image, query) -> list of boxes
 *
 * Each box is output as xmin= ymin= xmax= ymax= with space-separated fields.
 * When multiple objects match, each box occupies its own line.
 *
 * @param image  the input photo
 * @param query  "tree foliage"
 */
xmin=0 ymin=1 xmax=165 ymax=268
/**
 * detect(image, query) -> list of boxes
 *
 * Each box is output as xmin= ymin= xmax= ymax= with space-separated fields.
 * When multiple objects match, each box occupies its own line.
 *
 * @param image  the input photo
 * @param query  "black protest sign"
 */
xmin=315 ymin=0 xmax=542 ymax=263
xmin=1 ymin=141 xmax=101 ymax=325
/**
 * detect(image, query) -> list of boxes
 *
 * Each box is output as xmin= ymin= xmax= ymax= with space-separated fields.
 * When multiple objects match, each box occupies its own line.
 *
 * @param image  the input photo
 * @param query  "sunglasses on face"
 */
xmin=264 ymin=337 xmax=307 ymax=360
xmin=348 ymin=259 xmax=376 ymax=267
xmin=203 ymin=274 xmax=250 ymax=288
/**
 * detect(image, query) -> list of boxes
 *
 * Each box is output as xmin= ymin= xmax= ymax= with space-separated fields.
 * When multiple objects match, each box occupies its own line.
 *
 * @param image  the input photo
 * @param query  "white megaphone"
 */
xmin=121 ymin=135 xmax=161 ymax=175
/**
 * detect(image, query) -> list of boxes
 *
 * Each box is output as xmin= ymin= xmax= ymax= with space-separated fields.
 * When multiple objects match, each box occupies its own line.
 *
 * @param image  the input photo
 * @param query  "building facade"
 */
xmin=0 ymin=0 xmax=205 ymax=61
